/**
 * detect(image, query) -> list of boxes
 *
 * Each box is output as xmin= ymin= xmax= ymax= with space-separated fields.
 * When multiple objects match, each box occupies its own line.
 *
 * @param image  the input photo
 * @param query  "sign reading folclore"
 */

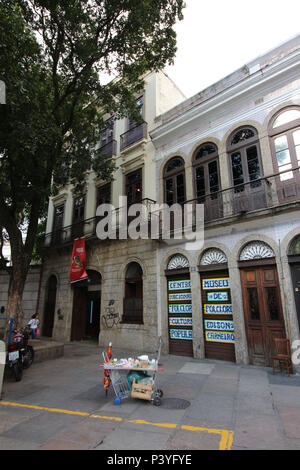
xmin=167 ymin=277 xmax=193 ymax=357
xmin=201 ymin=272 xmax=236 ymax=363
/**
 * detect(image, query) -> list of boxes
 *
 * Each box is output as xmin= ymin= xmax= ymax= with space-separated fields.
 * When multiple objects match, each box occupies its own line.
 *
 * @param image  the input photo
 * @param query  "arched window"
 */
xmin=193 ymin=142 xmax=222 ymax=220
xmin=289 ymin=235 xmax=300 ymax=256
xmin=269 ymin=107 xmax=300 ymax=201
xmin=163 ymin=157 xmax=185 ymax=205
xmin=123 ymin=262 xmax=143 ymax=324
xmin=227 ymin=126 xmax=263 ymax=193
xmin=193 ymin=143 xmax=220 ymax=202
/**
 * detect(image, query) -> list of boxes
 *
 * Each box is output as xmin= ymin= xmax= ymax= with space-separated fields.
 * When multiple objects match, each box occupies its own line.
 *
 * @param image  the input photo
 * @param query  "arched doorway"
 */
xmin=199 ymin=248 xmax=236 ymax=363
xmin=123 ymin=262 xmax=143 ymax=324
xmin=43 ymin=275 xmax=57 ymax=337
xmin=165 ymin=254 xmax=193 ymax=357
xmin=288 ymin=234 xmax=300 ymax=331
xmin=239 ymin=241 xmax=286 ymax=366
xmin=71 ymin=269 xmax=101 ymax=341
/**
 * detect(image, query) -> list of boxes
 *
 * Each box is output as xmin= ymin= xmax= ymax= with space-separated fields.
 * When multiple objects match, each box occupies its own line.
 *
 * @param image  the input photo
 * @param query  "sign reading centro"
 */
xmin=168 ymin=280 xmax=191 ymax=291
xmin=202 ymin=278 xmax=230 ymax=290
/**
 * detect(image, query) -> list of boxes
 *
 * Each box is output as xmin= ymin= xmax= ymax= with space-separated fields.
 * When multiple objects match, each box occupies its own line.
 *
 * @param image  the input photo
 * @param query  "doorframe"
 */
xmin=240 ymin=262 xmax=286 ymax=366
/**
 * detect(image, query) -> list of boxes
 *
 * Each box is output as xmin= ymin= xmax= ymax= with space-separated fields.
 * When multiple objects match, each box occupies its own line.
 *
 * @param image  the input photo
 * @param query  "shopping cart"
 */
xmin=101 ymin=337 xmax=164 ymax=406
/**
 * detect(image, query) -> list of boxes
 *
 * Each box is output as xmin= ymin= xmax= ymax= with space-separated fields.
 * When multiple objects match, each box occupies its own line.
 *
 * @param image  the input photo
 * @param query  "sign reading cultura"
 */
xmin=169 ymin=317 xmax=193 ymax=326
xmin=202 ymin=278 xmax=230 ymax=290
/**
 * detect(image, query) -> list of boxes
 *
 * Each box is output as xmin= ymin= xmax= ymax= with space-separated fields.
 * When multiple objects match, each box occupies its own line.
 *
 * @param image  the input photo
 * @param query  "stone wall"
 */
xmin=0 ymin=265 xmax=42 ymax=336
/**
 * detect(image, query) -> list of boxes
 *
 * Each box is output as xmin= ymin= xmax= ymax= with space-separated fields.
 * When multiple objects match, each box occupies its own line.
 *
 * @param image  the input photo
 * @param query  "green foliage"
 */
xmin=0 ymin=0 xmax=184 ymax=270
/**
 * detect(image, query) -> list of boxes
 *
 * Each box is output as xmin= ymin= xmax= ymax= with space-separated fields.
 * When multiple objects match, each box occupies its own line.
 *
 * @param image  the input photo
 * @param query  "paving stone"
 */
xmin=277 ymin=407 xmax=300 ymax=438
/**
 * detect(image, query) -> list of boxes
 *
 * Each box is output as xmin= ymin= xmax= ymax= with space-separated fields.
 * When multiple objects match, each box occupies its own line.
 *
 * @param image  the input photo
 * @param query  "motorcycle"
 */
xmin=7 ymin=326 xmax=34 ymax=381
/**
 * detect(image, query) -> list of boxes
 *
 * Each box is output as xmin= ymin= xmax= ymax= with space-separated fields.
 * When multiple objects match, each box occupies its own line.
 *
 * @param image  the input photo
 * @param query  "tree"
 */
xmin=0 ymin=0 xmax=184 ymax=339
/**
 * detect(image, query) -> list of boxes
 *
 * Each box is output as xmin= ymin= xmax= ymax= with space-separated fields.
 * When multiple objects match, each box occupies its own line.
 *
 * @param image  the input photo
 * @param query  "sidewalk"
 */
xmin=1 ymin=340 xmax=300 ymax=450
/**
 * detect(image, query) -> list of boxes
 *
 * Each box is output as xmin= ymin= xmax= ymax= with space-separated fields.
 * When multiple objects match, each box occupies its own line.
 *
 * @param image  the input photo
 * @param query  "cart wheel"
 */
xmin=114 ymin=397 xmax=121 ymax=405
xmin=156 ymin=389 xmax=163 ymax=398
xmin=153 ymin=397 xmax=161 ymax=406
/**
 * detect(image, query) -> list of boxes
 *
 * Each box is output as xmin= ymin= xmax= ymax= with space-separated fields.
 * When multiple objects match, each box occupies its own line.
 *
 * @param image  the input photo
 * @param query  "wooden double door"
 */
xmin=241 ymin=265 xmax=286 ymax=366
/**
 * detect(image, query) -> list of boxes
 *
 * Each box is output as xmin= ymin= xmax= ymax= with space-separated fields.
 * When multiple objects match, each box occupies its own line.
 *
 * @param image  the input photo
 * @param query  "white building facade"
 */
xmin=150 ymin=35 xmax=300 ymax=366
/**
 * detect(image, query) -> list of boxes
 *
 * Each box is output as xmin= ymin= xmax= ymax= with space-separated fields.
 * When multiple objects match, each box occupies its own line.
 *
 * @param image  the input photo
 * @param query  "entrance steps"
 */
xmin=28 ymin=337 xmax=64 ymax=363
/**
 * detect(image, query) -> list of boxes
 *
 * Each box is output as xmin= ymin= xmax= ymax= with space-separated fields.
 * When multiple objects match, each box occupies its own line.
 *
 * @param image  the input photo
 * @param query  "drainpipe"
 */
xmin=35 ymin=259 xmax=44 ymax=315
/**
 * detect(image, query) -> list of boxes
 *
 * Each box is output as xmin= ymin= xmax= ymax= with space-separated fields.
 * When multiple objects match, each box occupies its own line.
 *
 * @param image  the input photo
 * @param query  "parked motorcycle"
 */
xmin=7 ymin=327 xmax=34 ymax=381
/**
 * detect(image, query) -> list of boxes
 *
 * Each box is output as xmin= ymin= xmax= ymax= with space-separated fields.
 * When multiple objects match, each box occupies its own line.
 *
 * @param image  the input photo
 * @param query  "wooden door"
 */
xmin=291 ymin=263 xmax=300 ymax=331
xmin=167 ymin=275 xmax=193 ymax=357
xmin=241 ymin=266 xmax=286 ymax=366
xmin=201 ymin=270 xmax=236 ymax=363
xmin=85 ymin=291 xmax=101 ymax=339
xmin=43 ymin=275 xmax=57 ymax=337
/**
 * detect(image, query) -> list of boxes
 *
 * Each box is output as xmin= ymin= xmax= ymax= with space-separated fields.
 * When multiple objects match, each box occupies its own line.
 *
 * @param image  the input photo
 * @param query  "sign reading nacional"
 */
xmin=169 ymin=292 xmax=192 ymax=301
xmin=168 ymin=280 xmax=191 ymax=291
xmin=204 ymin=320 xmax=234 ymax=332
xmin=204 ymin=304 xmax=233 ymax=315
xmin=207 ymin=292 xmax=229 ymax=302
xmin=169 ymin=317 xmax=193 ymax=326
xmin=170 ymin=329 xmax=193 ymax=340
xmin=202 ymin=278 xmax=230 ymax=290
xmin=169 ymin=304 xmax=192 ymax=314
xmin=205 ymin=331 xmax=235 ymax=343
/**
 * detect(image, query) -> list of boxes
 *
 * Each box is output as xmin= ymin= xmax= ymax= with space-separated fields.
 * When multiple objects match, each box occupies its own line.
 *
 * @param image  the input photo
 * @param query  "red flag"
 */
xmin=70 ymin=237 xmax=88 ymax=283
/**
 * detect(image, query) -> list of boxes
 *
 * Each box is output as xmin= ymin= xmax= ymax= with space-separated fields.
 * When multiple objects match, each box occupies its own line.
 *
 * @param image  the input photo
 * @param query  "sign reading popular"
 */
xmin=170 ymin=329 xmax=193 ymax=340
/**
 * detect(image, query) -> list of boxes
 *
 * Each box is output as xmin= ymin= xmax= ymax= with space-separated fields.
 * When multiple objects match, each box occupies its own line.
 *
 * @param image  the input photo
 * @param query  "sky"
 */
xmin=165 ymin=0 xmax=300 ymax=98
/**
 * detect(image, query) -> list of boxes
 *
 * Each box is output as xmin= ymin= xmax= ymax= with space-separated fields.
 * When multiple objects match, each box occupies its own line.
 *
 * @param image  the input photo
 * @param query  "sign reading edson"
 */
xmin=204 ymin=320 xmax=234 ymax=332
xmin=202 ymin=278 xmax=230 ymax=290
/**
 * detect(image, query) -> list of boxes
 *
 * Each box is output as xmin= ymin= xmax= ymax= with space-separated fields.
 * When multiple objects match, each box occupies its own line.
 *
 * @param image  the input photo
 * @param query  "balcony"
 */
xmin=120 ymin=122 xmax=147 ymax=151
xmin=185 ymin=165 xmax=300 ymax=226
xmin=43 ymin=198 xmax=157 ymax=249
xmin=98 ymin=139 xmax=117 ymax=158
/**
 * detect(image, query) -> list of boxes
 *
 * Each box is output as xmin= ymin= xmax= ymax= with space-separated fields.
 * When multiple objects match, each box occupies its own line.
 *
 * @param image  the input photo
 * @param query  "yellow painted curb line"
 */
xmin=0 ymin=401 xmax=233 ymax=450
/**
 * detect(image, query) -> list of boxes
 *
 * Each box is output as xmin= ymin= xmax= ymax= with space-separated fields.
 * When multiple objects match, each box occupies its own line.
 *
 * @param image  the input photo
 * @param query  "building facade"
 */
xmin=150 ymin=35 xmax=300 ymax=366
xmin=39 ymin=71 xmax=185 ymax=352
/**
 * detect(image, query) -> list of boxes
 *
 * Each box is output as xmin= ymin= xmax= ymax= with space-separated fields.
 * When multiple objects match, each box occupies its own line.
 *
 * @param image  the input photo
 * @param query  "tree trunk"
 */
xmin=4 ymin=264 xmax=27 ymax=340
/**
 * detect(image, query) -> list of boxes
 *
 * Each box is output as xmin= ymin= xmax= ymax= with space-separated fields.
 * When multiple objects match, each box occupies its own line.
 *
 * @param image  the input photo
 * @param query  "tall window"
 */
xmin=72 ymin=195 xmax=86 ymax=238
xmin=126 ymin=169 xmax=142 ymax=207
xmin=227 ymin=126 xmax=263 ymax=192
xmin=269 ymin=107 xmax=300 ymax=182
xmin=123 ymin=262 xmax=143 ymax=324
xmin=193 ymin=143 xmax=220 ymax=202
xmin=100 ymin=117 xmax=114 ymax=147
xmin=52 ymin=203 xmax=64 ymax=245
xmin=163 ymin=157 xmax=185 ymax=205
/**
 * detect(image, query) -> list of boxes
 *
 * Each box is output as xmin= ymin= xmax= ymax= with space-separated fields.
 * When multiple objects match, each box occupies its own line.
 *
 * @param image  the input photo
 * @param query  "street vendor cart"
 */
xmin=101 ymin=338 xmax=163 ymax=406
